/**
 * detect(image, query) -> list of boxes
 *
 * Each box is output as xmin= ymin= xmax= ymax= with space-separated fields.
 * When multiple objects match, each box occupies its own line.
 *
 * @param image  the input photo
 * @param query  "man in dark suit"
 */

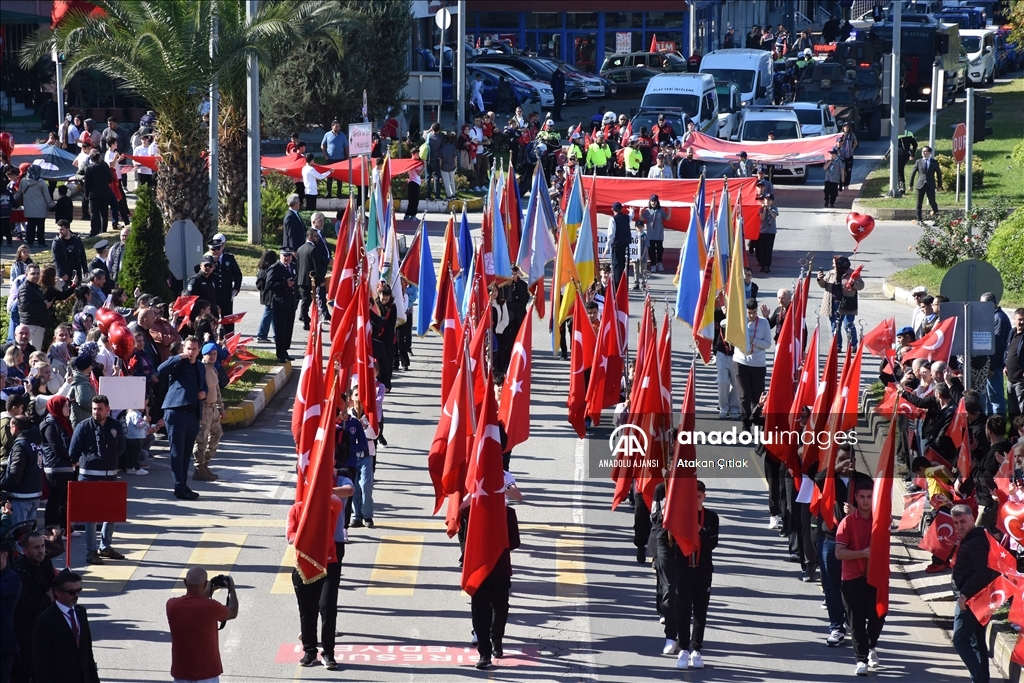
xmin=296 ymin=228 xmax=329 ymax=331
xmin=266 ymin=250 xmax=299 ymax=362
xmin=909 ymin=145 xmax=942 ymax=223
xmin=197 ymin=233 xmax=244 ymax=335
xmin=157 ymin=338 xmax=208 ymax=501
xmin=11 ymin=531 xmax=55 ymax=683
xmin=282 ymin=194 xmax=306 ymax=252
xmin=32 ymin=570 xmax=99 ymax=683
xmin=82 ymin=151 xmax=113 ymax=236
xmin=501 ymin=265 xmax=530 ymax=342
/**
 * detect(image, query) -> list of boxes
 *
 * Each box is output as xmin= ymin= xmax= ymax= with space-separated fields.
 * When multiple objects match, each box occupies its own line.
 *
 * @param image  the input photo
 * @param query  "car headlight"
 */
xmin=921 ymin=86 xmax=931 ymax=94
xmin=540 ymin=87 xmax=552 ymax=94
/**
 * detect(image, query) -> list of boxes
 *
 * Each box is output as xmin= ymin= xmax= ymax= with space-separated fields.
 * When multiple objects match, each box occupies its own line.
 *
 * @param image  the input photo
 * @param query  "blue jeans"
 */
xmin=987 ymin=374 xmax=1007 ymax=417
xmin=352 ymin=454 xmax=374 ymax=521
xmin=85 ymin=522 xmax=116 ymax=554
xmin=830 ymin=312 xmax=857 ymax=352
xmin=817 ymin=535 xmax=846 ymax=632
xmin=5 ymin=307 xmax=19 ymax=342
xmin=953 ymin=603 xmax=990 ymax=683
xmin=257 ymin=305 xmax=275 ymax=339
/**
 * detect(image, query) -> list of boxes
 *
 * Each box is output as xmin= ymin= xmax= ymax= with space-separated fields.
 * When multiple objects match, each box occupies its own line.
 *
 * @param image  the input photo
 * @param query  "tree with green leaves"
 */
xmin=20 ymin=0 xmax=356 ymax=238
xmin=261 ymin=0 xmax=412 ymax=135
xmin=119 ymin=183 xmax=174 ymax=303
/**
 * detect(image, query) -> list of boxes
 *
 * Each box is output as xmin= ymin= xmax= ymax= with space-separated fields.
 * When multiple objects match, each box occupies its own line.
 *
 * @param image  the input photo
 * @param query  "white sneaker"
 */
xmin=826 ymin=629 xmax=845 ymax=647
xmin=132 ymin=468 xmax=149 ymax=476
xmin=659 ymin=616 xmax=666 ymax=624
xmin=677 ymin=651 xmax=690 ymax=670
xmin=855 ymin=661 xmax=868 ymax=676
xmin=662 ymin=639 xmax=680 ymax=655
xmin=690 ymin=651 xmax=704 ymax=669
xmin=769 ymin=515 xmax=782 ymax=529
xmin=867 ymin=649 xmax=879 ymax=668
xmin=471 ymin=630 xmax=478 ymax=645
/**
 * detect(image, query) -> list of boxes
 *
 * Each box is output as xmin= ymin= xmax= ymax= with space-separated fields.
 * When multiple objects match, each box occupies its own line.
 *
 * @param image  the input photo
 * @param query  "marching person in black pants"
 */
xmin=266 ymin=249 xmax=298 ymax=362
xmin=157 ymin=338 xmax=206 ymax=501
xmin=296 ymin=228 xmax=329 ymax=332
xmin=662 ymin=480 xmax=719 ymax=671
xmin=203 ymin=233 xmax=244 ymax=335
xmin=605 ymin=202 xmax=631 ymax=289
xmin=370 ymin=285 xmax=398 ymax=391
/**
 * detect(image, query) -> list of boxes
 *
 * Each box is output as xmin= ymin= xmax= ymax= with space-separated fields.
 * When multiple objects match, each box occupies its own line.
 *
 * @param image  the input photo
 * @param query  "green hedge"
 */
xmin=935 ymin=153 xmax=983 ymax=192
xmin=988 ymin=206 xmax=1024 ymax=298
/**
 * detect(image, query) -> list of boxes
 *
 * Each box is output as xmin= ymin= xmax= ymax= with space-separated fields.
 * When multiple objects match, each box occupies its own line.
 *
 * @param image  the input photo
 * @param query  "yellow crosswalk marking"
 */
xmin=367 ymin=535 xmax=424 ymax=596
xmin=555 ymin=538 xmax=587 ymax=599
xmin=272 ymin=545 xmax=296 ymax=594
xmin=175 ymin=533 xmax=248 ymax=589
xmin=80 ymin=532 xmax=157 ymax=594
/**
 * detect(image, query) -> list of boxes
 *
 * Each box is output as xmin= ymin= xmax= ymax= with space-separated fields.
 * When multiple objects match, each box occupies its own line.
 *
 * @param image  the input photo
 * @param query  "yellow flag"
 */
xmin=552 ymin=226 xmax=580 ymax=355
xmin=723 ymin=195 xmax=749 ymax=355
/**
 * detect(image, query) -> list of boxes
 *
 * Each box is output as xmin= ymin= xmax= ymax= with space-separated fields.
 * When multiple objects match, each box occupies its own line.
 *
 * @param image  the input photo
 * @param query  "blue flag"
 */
xmin=675 ymin=207 xmax=703 ymax=327
xmin=417 ymin=223 xmax=437 ymax=336
xmin=455 ymin=206 xmax=473 ymax=307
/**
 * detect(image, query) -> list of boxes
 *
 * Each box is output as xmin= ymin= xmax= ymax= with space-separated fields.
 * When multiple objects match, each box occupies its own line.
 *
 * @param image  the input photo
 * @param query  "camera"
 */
xmin=210 ymin=574 xmax=231 ymax=589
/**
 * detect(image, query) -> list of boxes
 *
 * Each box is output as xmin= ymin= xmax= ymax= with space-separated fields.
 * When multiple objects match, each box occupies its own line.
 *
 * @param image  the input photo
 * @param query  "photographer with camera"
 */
xmin=166 ymin=566 xmax=238 ymax=683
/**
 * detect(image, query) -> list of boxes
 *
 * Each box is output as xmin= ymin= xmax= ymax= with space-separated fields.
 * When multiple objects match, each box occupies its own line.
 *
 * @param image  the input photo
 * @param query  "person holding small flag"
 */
xmin=950 ymin=503 xmax=998 ymax=683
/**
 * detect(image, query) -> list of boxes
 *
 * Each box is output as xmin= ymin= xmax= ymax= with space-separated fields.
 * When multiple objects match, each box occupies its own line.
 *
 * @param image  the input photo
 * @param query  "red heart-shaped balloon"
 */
xmin=108 ymin=321 xmax=136 ymax=362
xmin=846 ymin=212 xmax=875 ymax=252
xmin=0 ymin=132 xmax=13 ymax=160
xmin=999 ymin=499 xmax=1024 ymax=544
xmin=94 ymin=307 xmax=126 ymax=336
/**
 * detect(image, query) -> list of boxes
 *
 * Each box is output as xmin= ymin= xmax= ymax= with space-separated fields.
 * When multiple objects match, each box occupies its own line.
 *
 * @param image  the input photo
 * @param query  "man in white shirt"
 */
xmin=470 ymin=73 xmax=485 ymax=115
xmin=648 ymin=154 xmax=674 ymax=179
xmin=731 ymin=298 xmax=772 ymax=431
xmin=73 ymin=142 xmax=94 ymax=221
xmin=301 ymin=153 xmax=332 ymax=211
xmin=133 ymin=133 xmax=157 ymax=188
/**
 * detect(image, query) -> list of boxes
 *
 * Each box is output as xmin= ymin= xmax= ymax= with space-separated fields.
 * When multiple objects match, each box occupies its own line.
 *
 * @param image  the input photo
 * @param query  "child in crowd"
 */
xmin=52 ymin=185 xmax=74 ymax=224
xmin=123 ymin=396 xmax=162 ymax=475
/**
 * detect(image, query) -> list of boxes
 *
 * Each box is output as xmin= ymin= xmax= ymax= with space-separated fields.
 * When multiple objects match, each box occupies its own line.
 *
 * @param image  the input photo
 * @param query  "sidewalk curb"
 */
xmin=222 ymin=360 xmax=293 ymax=430
xmin=851 ymin=198 xmax=919 ymax=221
xmin=881 ymin=280 xmax=919 ymax=306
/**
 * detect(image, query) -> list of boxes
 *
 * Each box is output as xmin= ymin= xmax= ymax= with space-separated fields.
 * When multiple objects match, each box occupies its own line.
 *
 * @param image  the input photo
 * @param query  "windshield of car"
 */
xmin=494 ymin=66 xmax=534 ymax=82
xmin=961 ymin=36 xmax=981 ymax=53
xmin=742 ymin=120 xmax=800 ymax=141
xmin=701 ymin=68 xmax=756 ymax=92
xmin=794 ymin=109 xmax=822 ymax=126
xmin=639 ymin=94 xmax=700 ymax=118
xmin=630 ymin=112 xmax=687 ymax=136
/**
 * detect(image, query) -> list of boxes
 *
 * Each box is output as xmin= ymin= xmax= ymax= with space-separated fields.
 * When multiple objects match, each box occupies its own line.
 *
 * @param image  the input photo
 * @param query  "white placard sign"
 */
xmin=597 ymin=227 xmax=641 ymax=261
xmin=349 ymin=123 xmax=374 ymax=156
xmin=99 ymin=376 xmax=148 ymax=411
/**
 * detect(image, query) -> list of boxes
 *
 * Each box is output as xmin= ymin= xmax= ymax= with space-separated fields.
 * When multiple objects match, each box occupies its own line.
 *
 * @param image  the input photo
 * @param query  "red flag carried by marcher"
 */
xmin=919 ymin=510 xmax=957 ymax=557
xmin=433 ymin=217 xmax=460 ymax=330
xmin=626 ymin=308 xmax=666 ymax=510
xmin=568 ymin=295 xmax=596 ymax=439
xmin=764 ymin=288 xmax=800 ymax=471
xmin=439 ymin=284 xmax=461 ymax=404
xmin=292 ymin=382 xmax=338 ymax=583
xmin=867 ymin=413 xmax=897 ymax=618
xmin=966 ymin=575 xmax=1014 ymax=625
xmin=460 ymin=378 xmax=510 ymax=595
xmin=948 ymin=398 xmax=972 ymax=480
xmin=292 ymin=307 xmax=323 ymax=502
xmin=329 ymin=214 xmax=359 ymax=342
xmin=790 ymin=326 xmax=819 ymax=430
xmin=902 ymin=317 xmax=957 ymax=364
xmin=355 ymin=290 xmax=377 ymax=432
xmin=615 ymin=270 xmax=630 ymax=356
xmin=802 ymin=332 xmax=839 ymax=472
xmin=428 ymin=336 xmax=474 ymax=520
xmin=896 ymin=492 xmax=927 ymax=530
xmin=663 ymin=366 xmax=701 ymax=556
xmin=861 ymin=317 xmax=896 ymax=359
xmin=499 ymin=303 xmax=534 ymax=451
xmin=399 ymin=226 xmax=422 ymax=286
xmin=585 ymin=278 xmax=623 ymax=425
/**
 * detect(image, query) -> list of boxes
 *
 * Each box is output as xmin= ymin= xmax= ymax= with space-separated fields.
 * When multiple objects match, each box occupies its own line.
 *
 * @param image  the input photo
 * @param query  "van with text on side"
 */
xmin=639 ymin=73 xmax=719 ymax=138
xmin=699 ymin=49 xmax=774 ymax=109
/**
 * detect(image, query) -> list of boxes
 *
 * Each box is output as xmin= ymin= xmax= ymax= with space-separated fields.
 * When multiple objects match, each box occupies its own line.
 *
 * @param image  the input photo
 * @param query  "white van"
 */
xmin=640 ymin=73 xmax=719 ymax=137
xmin=699 ymin=49 xmax=774 ymax=108
xmin=960 ymin=29 xmax=996 ymax=85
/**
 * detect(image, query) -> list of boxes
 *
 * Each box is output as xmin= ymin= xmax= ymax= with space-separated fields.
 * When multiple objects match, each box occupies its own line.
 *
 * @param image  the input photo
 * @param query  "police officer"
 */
xmin=187 ymin=256 xmax=220 ymax=318
xmin=267 ymin=249 xmax=299 ymax=362
xmin=158 ymin=337 xmax=207 ymax=501
xmin=202 ymin=233 xmax=243 ymax=334
xmin=69 ymin=395 xmax=126 ymax=565
xmin=606 ymin=202 xmax=632 ymax=288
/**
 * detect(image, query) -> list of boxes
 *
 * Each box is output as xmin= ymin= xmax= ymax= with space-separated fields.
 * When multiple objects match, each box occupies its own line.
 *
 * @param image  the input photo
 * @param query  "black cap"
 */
xmin=281 ymin=248 xmax=295 ymax=256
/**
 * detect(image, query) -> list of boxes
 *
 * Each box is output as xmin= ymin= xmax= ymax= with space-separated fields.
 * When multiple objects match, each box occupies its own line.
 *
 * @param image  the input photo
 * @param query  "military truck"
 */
xmin=794 ymin=49 xmax=884 ymax=141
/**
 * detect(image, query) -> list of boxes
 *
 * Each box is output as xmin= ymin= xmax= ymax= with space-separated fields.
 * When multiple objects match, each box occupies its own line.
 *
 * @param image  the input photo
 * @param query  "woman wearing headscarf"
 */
xmin=13 ymin=164 xmax=54 ymax=247
xmin=640 ymin=195 xmax=671 ymax=274
xmin=40 ymin=395 xmax=76 ymax=529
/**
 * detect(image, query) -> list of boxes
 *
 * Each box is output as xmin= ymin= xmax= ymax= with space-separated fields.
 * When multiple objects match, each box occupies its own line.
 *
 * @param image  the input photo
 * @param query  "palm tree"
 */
xmin=21 ymin=0 xmax=357 ymax=238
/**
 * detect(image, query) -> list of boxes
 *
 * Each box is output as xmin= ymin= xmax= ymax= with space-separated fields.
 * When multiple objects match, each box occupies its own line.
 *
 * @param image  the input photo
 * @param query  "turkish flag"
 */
xmin=354 ymin=289 xmax=377 ymax=432
xmin=568 ymin=296 xmax=596 ymax=439
xmin=428 ymin=336 xmax=474 ymax=522
xmin=874 ymin=384 xmax=929 ymax=420
xmin=999 ymin=499 xmax=1024 ymax=545
xmin=439 ymin=285 xmax=462 ymax=405
xmin=790 ymin=326 xmax=819 ymax=430
xmin=499 ymin=303 xmax=533 ymax=451
xmin=399 ymin=227 xmax=422 ymax=286
xmin=432 ymin=216 xmax=460 ymax=330
xmin=967 ymin=575 xmax=1014 ymax=625
xmin=628 ymin=305 xmax=666 ymax=509
xmin=292 ymin=307 xmax=324 ymax=503
xmin=867 ymin=412 xmax=897 ymax=618
xmin=328 ymin=282 xmax=360 ymax=378
xmin=585 ymin=278 xmax=623 ymax=425
xmin=468 ymin=310 xmax=491 ymax=417
xmin=1013 ymin=634 xmax=1024 ymax=666
xmin=225 ymin=361 xmax=252 ymax=385
xmin=663 ymin=366 xmax=700 ymax=556
xmin=292 ymin=383 xmax=338 ymax=583
xmin=460 ymin=381 xmax=510 ymax=596
xmin=329 ymin=211 xmax=359 ymax=342
xmin=987 ymin=530 xmax=1018 ymax=575
xmin=614 ymin=270 xmax=630 ymax=356
xmin=896 ymin=492 xmax=927 ymax=530
xmin=802 ymin=332 xmax=839 ymax=473
xmin=171 ymin=295 xmax=199 ymax=318
xmin=919 ymin=511 xmax=957 ymax=557
xmin=902 ymin=317 xmax=957 ymax=364
xmin=218 ymin=312 xmax=245 ymax=326
xmin=948 ymin=398 xmax=972 ymax=480
xmin=764 ymin=287 xmax=800 ymax=470
xmin=658 ymin=311 xmax=672 ymax=411
xmin=861 ymin=317 xmax=896 ymax=359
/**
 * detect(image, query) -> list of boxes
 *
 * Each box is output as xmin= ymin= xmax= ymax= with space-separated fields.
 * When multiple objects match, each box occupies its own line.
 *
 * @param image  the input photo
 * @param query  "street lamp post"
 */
xmin=246 ymin=0 xmax=261 ymax=244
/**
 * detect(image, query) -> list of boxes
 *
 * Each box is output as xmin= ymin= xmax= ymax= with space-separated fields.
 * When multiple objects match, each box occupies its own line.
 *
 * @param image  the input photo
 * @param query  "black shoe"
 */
xmin=302 ymin=324 xmax=310 ymax=331
xmin=366 ymin=519 xmax=375 ymax=528
xmin=255 ymin=337 xmax=270 ymax=343
xmin=378 ymin=435 xmax=388 ymax=447
xmin=174 ymin=487 xmax=200 ymax=501
xmin=299 ymin=652 xmax=317 ymax=667
xmin=493 ymin=642 xmax=504 ymax=659
xmin=475 ymin=656 xmax=491 ymax=670
xmin=322 ymin=655 xmax=338 ymax=670
xmin=636 ymin=546 xmax=646 ymax=564
xmin=351 ymin=519 xmax=365 ymax=528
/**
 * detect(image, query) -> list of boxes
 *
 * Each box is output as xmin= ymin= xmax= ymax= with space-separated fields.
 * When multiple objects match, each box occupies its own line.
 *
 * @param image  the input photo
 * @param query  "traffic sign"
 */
xmin=952 ymin=123 xmax=967 ymax=163
xmin=434 ymin=7 xmax=451 ymax=30
xmin=164 ymin=219 xmax=204 ymax=282
xmin=940 ymin=258 xmax=1003 ymax=304
xmin=349 ymin=123 xmax=373 ymax=156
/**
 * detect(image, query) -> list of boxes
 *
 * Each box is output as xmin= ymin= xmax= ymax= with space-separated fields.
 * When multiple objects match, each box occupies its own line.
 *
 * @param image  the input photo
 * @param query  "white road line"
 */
xmin=572 ymin=438 xmax=597 ymax=681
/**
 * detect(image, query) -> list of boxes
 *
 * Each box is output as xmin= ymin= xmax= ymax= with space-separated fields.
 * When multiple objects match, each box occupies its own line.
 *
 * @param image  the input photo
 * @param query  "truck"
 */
xmin=869 ymin=15 xmax=965 ymax=101
xmin=794 ymin=42 xmax=884 ymax=140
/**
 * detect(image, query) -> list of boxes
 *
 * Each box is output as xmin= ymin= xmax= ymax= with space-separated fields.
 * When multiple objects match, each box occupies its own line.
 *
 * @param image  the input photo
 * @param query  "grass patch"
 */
xmin=222 ymin=347 xmax=284 ymax=406
xmin=858 ymin=78 xmax=1024 ymax=208
xmin=887 ymin=262 xmax=1024 ymax=307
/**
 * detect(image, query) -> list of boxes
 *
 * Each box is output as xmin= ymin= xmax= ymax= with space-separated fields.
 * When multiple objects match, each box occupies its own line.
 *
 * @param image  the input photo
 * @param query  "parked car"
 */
xmin=961 ymin=29 xmax=997 ymax=85
xmin=601 ymin=67 xmax=660 ymax=97
xmin=714 ymin=80 xmax=742 ymax=140
xmin=474 ymin=63 xmax=556 ymax=108
xmin=441 ymin=66 xmax=534 ymax=111
xmin=468 ymin=54 xmax=589 ymax=101
xmin=996 ymin=28 xmax=1022 ymax=71
xmin=789 ymin=101 xmax=839 ymax=139
xmin=535 ymin=57 xmax=615 ymax=98
xmin=733 ymin=106 xmax=807 ymax=183
xmin=600 ymin=51 xmax=687 ymax=74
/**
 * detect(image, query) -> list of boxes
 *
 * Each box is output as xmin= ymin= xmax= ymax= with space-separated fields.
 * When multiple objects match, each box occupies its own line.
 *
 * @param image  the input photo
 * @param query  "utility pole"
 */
xmin=246 ymin=0 xmax=261 ymax=244
xmin=456 ymin=0 xmax=466 ymax=127
xmin=965 ymin=87 xmax=974 ymax=214
xmin=929 ymin=58 xmax=940 ymax=151
xmin=689 ymin=3 xmax=697 ymax=57
xmin=886 ymin=0 xmax=901 ymax=196
xmin=52 ymin=49 xmax=65 ymax=127
xmin=209 ymin=2 xmax=219 ymax=228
